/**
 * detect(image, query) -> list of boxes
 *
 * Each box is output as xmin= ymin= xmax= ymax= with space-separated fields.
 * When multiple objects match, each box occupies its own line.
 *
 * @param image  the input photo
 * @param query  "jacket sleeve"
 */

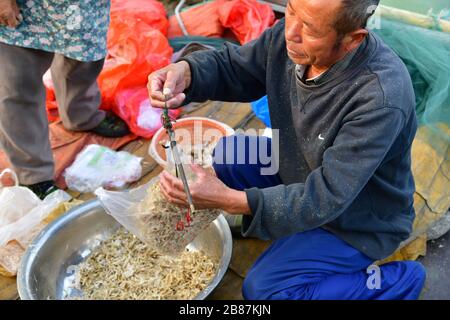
xmin=242 ymin=107 xmax=406 ymax=240
xmin=179 ymin=24 xmax=276 ymax=103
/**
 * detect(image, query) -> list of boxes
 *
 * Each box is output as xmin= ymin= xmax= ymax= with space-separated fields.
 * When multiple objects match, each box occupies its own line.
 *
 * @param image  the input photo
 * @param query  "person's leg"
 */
xmin=212 ymin=135 xmax=282 ymax=190
xmin=50 ymin=54 xmax=105 ymax=131
xmin=0 ymin=43 xmax=55 ymax=185
xmin=242 ymin=228 xmax=426 ymax=300
xmin=306 ymin=260 xmax=426 ymax=300
xmin=212 ymin=134 xmax=281 ymax=233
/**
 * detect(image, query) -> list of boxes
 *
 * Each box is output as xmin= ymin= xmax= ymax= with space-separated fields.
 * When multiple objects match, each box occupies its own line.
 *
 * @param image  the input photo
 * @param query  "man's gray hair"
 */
xmin=333 ymin=0 xmax=380 ymax=38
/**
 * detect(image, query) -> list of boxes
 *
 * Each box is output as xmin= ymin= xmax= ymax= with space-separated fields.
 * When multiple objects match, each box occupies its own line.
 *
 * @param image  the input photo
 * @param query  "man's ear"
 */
xmin=343 ymin=29 xmax=368 ymax=53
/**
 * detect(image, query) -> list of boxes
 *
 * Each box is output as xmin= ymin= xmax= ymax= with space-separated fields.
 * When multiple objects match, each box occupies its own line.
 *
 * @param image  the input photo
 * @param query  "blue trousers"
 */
xmin=213 ymin=135 xmax=426 ymax=300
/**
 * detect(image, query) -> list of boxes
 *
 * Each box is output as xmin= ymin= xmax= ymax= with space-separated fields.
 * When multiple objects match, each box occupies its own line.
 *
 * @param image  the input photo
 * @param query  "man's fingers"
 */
xmin=148 ymin=82 xmax=167 ymax=109
xmin=160 ymin=187 xmax=186 ymax=207
xmin=150 ymin=100 xmax=166 ymax=109
xmin=149 ymin=88 xmax=165 ymax=102
xmin=151 ymin=94 xmax=185 ymax=109
xmin=149 ymin=76 xmax=162 ymax=92
xmin=167 ymin=93 xmax=186 ymax=109
xmin=147 ymin=63 xmax=188 ymax=109
xmin=165 ymin=93 xmax=186 ymax=108
xmin=159 ymin=173 xmax=173 ymax=192
xmin=163 ymin=70 xmax=177 ymax=96
xmin=160 ymin=178 xmax=188 ymax=206
xmin=160 ymin=172 xmax=182 ymax=194
xmin=148 ymin=75 xmax=164 ymax=95
xmin=161 ymin=171 xmax=184 ymax=191
xmin=148 ymin=75 xmax=184 ymax=109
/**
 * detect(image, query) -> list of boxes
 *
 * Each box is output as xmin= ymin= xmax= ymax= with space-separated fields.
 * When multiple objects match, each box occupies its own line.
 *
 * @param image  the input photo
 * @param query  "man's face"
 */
xmin=285 ymin=0 xmax=343 ymax=67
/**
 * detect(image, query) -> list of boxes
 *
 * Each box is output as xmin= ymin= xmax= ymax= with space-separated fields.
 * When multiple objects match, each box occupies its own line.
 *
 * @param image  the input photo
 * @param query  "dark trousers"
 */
xmin=0 ymin=43 xmax=105 ymax=184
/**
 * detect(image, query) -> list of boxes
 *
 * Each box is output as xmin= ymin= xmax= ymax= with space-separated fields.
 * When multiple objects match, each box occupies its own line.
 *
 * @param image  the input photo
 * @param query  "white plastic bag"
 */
xmin=64 ymin=144 xmax=143 ymax=193
xmin=95 ymin=174 xmax=221 ymax=256
xmin=0 ymin=170 xmax=40 ymax=228
xmin=137 ymin=99 xmax=161 ymax=130
xmin=0 ymin=169 xmax=72 ymax=276
xmin=0 ymin=169 xmax=72 ymax=247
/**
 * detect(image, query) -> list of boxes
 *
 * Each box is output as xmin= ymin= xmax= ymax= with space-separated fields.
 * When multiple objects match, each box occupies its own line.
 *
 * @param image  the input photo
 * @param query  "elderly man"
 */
xmin=0 ymin=0 xmax=129 ymax=199
xmin=148 ymin=0 xmax=426 ymax=300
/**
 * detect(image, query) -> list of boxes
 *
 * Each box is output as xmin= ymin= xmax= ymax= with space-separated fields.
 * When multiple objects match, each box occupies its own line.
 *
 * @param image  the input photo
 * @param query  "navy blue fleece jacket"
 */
xmin=181 ymin=19 xmax=417 ymax=260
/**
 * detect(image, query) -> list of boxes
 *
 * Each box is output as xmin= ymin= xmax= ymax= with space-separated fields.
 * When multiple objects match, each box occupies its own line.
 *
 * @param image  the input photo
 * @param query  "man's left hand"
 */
xmin=159 ymin=164 xmax=251 ymax=215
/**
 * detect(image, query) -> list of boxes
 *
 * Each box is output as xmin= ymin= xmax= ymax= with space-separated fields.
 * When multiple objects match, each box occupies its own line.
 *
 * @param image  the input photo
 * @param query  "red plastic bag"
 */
xmin=168 ymin=0 xmax=274 ymax=44
xmin=43 ymin=70 xmax=60 ymax=122
xmin=98 ymin=24 xmax=173 ymax=110
xmin=219 ymin=0 xmax=275 ymax=44
xmin=109 ymin=0 xmax=169 ymax=36
xmin=100 ymin=0 xmax=173 ymax=110
xmin=114 ymin=87 xmax=181 ymax=139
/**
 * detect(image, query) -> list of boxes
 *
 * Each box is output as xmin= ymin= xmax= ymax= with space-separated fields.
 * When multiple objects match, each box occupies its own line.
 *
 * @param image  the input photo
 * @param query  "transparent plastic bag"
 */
xmin=64 ymin=144 xmax=143 ymax=193
xmin=0 ymin=169 xmax=72 ymax=276
xmin=0 ymin=169 xmax=72 ymax=247
xmin=95 ymin=173 xmax=221 ymax=256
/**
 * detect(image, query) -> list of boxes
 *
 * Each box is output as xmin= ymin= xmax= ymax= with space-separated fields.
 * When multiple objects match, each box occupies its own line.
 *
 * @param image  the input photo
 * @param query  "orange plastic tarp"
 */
xmin=168 ymin=0 xmax=275 ymax=44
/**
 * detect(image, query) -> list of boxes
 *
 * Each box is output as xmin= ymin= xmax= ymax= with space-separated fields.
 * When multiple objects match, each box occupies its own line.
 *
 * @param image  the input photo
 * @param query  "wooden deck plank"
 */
xmin=0 ymin=276 xmax=18 ymax=300
xmin=242 ymin=116 xmax=266 ymax=132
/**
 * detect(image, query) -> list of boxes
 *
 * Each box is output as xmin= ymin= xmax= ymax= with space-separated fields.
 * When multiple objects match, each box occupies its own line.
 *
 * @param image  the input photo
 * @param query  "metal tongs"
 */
xmin=161 ymin=90 xmax=195 ymax=230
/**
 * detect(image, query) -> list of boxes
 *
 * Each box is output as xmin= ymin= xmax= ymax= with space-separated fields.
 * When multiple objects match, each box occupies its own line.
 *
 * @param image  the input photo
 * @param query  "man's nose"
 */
xmin=285 ymin=21 xmax=302 ymax=43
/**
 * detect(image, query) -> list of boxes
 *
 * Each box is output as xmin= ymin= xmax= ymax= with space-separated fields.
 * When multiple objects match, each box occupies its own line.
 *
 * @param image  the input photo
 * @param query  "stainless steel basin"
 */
xmin=17 ymin=199 xmax=232 ymax=300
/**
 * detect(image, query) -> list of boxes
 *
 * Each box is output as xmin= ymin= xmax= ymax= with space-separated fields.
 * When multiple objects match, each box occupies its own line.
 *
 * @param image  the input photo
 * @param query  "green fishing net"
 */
xmin=372 ymin=17 xmax=450 ymax=155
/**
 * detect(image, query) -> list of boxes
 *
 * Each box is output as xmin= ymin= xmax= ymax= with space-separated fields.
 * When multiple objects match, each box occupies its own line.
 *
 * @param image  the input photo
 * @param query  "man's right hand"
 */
xmin=0 ymin=0 xmax=21 ymax=28
xmin=147 ymin=61 xmax=192 ymax=109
